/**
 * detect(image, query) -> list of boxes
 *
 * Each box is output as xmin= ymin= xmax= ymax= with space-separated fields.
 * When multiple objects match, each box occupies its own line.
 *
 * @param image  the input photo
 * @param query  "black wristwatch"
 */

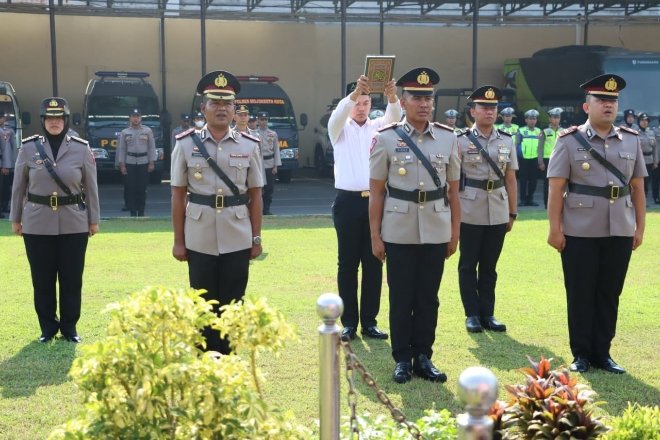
xmin=509 ymin=213 xmax=518 ymax=220
xmin=252 ymin=236 xmax=262 ymax=245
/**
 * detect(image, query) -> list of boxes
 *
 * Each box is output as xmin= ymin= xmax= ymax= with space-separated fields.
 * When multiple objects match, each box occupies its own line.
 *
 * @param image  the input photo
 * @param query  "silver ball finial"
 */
xmin=458 ymin=366 xmax=498 ymax=417
xmin=317 ymin=293 xmax=344 ymax=322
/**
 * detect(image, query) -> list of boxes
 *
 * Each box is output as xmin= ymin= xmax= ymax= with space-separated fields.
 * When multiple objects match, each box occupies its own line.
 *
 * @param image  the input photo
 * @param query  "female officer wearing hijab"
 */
xmin=10 ymin=97 xmax=100 ymax=343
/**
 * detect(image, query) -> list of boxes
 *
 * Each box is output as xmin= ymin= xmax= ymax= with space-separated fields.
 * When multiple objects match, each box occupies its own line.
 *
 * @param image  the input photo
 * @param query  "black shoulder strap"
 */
xmin=466 ymin=129 xmax=505 ymax=180
xmin=34 ymin=138 xmax=74 ymax=197
xmin=572 ymin=131 xmax=628 ymax=186
xmin=191 ymin=133 xmax=240 ymax=196
xmin=393 ymin=126 xmax=442 ymax=188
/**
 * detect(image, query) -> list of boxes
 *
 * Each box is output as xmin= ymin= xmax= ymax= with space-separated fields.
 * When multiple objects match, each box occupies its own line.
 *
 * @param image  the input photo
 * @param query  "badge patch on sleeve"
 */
xmin=370 ymin=137 xmax=377 ymax=153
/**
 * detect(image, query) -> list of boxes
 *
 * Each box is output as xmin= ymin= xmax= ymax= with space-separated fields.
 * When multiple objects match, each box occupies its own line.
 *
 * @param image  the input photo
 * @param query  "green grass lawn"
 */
xmin=0 ymin=212 xmax=659 ymax=439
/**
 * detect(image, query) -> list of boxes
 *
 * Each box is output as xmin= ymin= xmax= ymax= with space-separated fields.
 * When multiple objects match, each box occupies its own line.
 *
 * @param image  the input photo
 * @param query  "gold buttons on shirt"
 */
xmin=419 ymin=181 xmax=424 ymax=186
xmin=582 ymin=162 xmax=590 ymax=171
xmin=398 ymin=167 xmax=406 ymax=176
xmin=194 ymin=164 xmax=203 ymax=180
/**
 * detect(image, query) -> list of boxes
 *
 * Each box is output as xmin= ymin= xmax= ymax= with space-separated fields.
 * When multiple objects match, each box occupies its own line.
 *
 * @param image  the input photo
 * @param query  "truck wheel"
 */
xmin=149 ymin=170 xmax=163 ymax=184
xmin=278 ymin=170 xmax=292 ymax=183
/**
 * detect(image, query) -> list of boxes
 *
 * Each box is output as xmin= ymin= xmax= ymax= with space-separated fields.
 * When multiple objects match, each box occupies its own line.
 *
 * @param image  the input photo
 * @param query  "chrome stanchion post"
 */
xmin=457 ymin=366 xmax=498 ymax=440
xmin=317 ymin=293 xmax=344 ymax=440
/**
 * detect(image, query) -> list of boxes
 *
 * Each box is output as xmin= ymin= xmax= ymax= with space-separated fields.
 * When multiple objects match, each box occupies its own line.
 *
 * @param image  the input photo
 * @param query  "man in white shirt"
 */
xmin=329 ymin=74 xmax=401 ymax=342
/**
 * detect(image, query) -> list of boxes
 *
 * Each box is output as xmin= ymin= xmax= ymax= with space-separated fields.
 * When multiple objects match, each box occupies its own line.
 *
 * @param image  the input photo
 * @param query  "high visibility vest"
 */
xmin=496 ymin=123 xmax=519 ymax=135
xmin=519 ymin=127 xmax=541 ymax=159
xmin=542 ymin=127 xmax=560 ymax=158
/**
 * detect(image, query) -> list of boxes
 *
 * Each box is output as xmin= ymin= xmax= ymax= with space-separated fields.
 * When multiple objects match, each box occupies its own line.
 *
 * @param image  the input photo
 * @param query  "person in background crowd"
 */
xmin=193 ymin=111 xmax=206 ymax=129
xmin=444 ymin=109 xmax=461 ymax=133
xmin=328 ymin=75 xmax=401 ymax=343
xmin=495 ymin=107 xmax=519 ymax=136
xmin=10 ymin=97 xmax=100 ymax=343
xmin=370 ymin=67 xmax=460 ymax=384
xmin=247 ymin=114 xmax=258 ymax=131
xmin=171 ymin=113 xmax=192 ymax=152
xmin=233 ymin=105 xmax=258 ymax=136
xmin=636 ymin=113 xmax=657 ymax=202
xmin=538 ymin=107 xmax=563 ymax=208
xmin=0 ymin=113 xmax=17 ymax=216
xmin=547 ymin=74 xmax=646 ymax=375
xmin=653 ymin=116 xmax=660 ymax=204
xmin=457 ymin=85 xmax=518 ymax=333
xmin=517 ymin=109 xmax=541 ymax=206
xmin=256 ymin=111 xmax=281 ymax=215
xmin=621 ymin=108 xmax=638 ymax=131
xmin=170 ymin=70 xmax=263 ymax=354
xmin=116 ymin=108 xmax=157 ymax=217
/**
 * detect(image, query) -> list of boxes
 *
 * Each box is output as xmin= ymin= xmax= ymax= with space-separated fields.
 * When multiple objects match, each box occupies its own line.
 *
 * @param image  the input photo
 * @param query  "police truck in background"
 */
xmin=192 ymin=75 xmax=307 ymax=183
xmin=73 ymin=71 xmax=165 ymax=183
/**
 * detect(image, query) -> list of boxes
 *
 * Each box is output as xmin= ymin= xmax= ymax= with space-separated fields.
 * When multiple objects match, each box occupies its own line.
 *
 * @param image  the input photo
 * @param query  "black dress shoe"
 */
xmin=527 ymin=201 xmax=539 ymax=207
xmin=480 ymin=316 xmax=507 ymax=332
xmin=592 ymin=357 xmax=625 ymax=374
xmin=340 ymin=327 xmax=356 ymax=342
xmin=263 ymin=211 xmax=273 ymax=216
xmin=393 ymin=361 xmax=413 ymax=384
xmin=519 ymin=201 xmax=527 ymax=207
xmin=569 ymin=357 xmax=590 ymax=373
xmin=63 ymin=335 xmax=82 ymax=343
xmin=413 ymin=354 xmax=447 ymax=383
xmin=361 ymin=326 xmax=388 ymax=340
xmin=465 ymin=316 xmax=483 ymax=333
xmin=38 ymin=334 xmax=55 ymax=343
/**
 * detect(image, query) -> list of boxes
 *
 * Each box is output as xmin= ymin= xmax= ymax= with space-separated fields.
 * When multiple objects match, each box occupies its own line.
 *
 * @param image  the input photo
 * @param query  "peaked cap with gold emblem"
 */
xmin=236 ymin=104 xmax=250 ymax=114
xmin=580 ymin=73 xmax=625 ymax=100
xmin=40 ymin=97 xmax=70 ymax=117
xmin=396 ymin=67 xmax=439 ymax=96
xmin=196 ymin=70 xmax=241 ymax=100
xmin=468 ymin=85 xmax=502 ymax=107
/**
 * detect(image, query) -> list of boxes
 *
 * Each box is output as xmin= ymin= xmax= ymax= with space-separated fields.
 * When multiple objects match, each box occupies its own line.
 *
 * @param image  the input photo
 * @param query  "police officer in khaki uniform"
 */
xmin=256 ymin=111 xmax=281 ymax=215
xmin=248 ymin=114 xmax=258 ymax=131
xmin=538 ymin=107 xmax=563 ymax=208
xmin=636 ymin=113 xmax=657 ymax=201
xmin=116 ymin=108 xmax=156 ymax=217
xmin=1 ymin=113 xmax=17 ymax=215
xmin=10 ymin=98 xmax=100 ymax=343
xmin=370 ymin=67 xmax=461 ymax=384
xmin=457 ymin=85 xmax=518 ymax=333
xmin=171 ymin=70 xmax=263 ymax=354
xmin=621 ymin=109 xmax=639 ymax=131
xmin=171 ymin=113 xmax=192 ymax=154
xmin=233 ymin=104 xmax=258 ymax=136
xmin=444 ymin=109 xmax=461 ymax=133
xmin=547 ymin=74 xmax=646 ymax=374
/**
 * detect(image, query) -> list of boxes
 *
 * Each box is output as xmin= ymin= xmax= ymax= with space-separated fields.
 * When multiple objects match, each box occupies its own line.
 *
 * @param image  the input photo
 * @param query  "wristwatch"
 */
xmin=252 ymin=235 xmax=262 ymax=245
xmin=509 ymin=213 xmax=518 ymax=220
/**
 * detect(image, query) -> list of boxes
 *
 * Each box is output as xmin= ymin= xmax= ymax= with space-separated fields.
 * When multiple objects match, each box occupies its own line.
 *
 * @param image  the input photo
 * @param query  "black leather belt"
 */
xmin=337 ymin=189 xmax=370 ymax=198
xmin=263 ymin=154 xmax=275 ymax=160
xmin=387 ymin=185 xmax=447 ymax=204
xmin=568 ymin=183 xmax=630 ymax=200
xmin=188 ymin=192 xmax=249 ymax=208
xmin=28 ymin=192 xmax=83 ymax=208
xmin=127 ymin=152 xmax=148 ymax=157
xmin=464 ymin=177 xmax=505 ymax=191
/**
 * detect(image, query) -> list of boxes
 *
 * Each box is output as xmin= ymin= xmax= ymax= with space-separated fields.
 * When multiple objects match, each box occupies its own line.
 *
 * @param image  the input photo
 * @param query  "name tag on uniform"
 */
xmin=577 ymin=147 xmax=586 ymax=151
xmin=498 ymin=147 xmax=510 ymax=154
xmin=191 ymin=152 xmax=204 ymax=157
xmin=395 ymin=147 xmax=409 ymax=152
xmin=139 ymin=134 xmax=149 ymax=141
xmin=230 ymin=154 xmax=249 ymax=158
xmin=467 ymin=149 xmax=480 ymax=154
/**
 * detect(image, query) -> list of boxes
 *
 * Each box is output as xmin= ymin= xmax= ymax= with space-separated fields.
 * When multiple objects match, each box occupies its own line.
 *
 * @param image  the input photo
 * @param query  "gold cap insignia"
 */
xmin=605 ymin=77 xmax=617 ymax=91
xmin=484 ymin=88 xmax=495 ymax=99
xmin=49 ymin=99 xmax=58 ymax=107
xmin=417 ymin=71 xmax=430 ymax=86
xmin=215 ymin=74 xmax=228 ymax=88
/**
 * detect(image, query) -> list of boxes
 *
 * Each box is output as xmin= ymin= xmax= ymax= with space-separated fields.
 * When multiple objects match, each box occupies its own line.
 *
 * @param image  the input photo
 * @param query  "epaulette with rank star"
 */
xmin=175 ymin=127 xmax=195 ymax=140
xmin=432 ymin=122 xmax=455 ymax=132
xmin=240 ymin=131 xmax=260 ymax=143
xmin=456 ymin=129 xmax=468 ymax=137
xmin=619 ymin=125 xmax=639 ymax=136
xmin=70 ymin=135 xmax=89 ymax=145
xmin=497 ymin=129 xmax=512 ymax=137
xmin=558 ymin=126 xmax=578 ymax=137
xmin=377 ymin=122 xmax=398 ymax=132
xmin=22 ymin=134 xmax=42 ymax=144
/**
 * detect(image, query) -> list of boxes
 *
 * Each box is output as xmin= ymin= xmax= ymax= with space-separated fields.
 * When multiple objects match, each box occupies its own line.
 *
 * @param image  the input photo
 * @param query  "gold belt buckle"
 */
xmin=486 ymin=180 xmax=495 ymax=192
xmin=417 ymin=190 xmax=427 ymax=203
xmin=360 ymin=190 xmax=370 ymax=198
xmin=50 ymin=193 xmax=58 ymax=211
xmin=215 ymin=195 xmax=225 ymax=209
xmin=610 ymin=185 xmax=619 ymax=200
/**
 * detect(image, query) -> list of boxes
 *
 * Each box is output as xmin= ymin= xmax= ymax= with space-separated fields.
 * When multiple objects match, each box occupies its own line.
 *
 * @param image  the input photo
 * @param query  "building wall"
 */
xmin=1 ymin=13 xmax=659 ymax=166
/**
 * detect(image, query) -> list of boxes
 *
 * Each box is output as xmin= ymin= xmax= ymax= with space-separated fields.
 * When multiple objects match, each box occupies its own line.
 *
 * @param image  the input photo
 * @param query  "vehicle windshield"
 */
xmin=88 ymin=96 xmax=160 ymax=122
xmin=234 ymin=98 xmax=296 ymax=128
xmin=0 ymin=95 xmax=17 ymax=129
xmin=604 ymin=56 xmax=660 ymax=118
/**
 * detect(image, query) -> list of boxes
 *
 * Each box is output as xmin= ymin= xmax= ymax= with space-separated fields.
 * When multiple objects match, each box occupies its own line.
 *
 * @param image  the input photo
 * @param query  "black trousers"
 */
xmin=652 ymin=165 xmax=660 ymax=201
xmin=187 ymin=248 xmax=251 ymax=354
xmin=0 ymin=170 xmax=12 ymax=211
xmin=23 ymin=233 xmax=89 ymax=338
xmin=263 ymin=168 xmax=275 ymax=213
xmin=332 ymin=192 xmax=382 ymax=329
xmin=385 ymin=242 xmax=447 ymax=363
xmin=458 ymin=223 xmax=507 ymax=317
xmin=541 ymin=158 xmax=550 ymax=208
xmin=519 ymin=158 xmax=538 ymax=203
xmin=125 ymin=164 xmax=148 ymax=215
xmin=644 ymin=164 xmax=653 ymax=197
xmin=561 ymin=236 xmax=633 ymax=361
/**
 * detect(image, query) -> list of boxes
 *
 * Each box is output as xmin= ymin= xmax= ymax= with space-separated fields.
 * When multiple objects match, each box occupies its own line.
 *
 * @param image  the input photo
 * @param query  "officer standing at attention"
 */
xmin=547 ymin=74 xmax=646 ymax=374
xmin=444 ymin=109 xmax=461 ymax=133
xmin=10 ymin=98 xmax=100 ymax=343
xmin=1 ymin=113 xmax=18 ymax=216
xmin=0 ymin=124 xmax=5 ymax=218
xmin=247 ymin=114 xmax=258 ymax=131
xmin=457 ymin=85 xmax=518 ymax=333
xmin=171 ymin=70 xmax=263 ymax=354
xmin=234 ymin=105 xmax=258 ymax=136
xmin=370 ymin=67 xmax=460 ymax=384
xmin=328 ymin=74 xmax=401 ymax=342
xmin=171 ymin=113 xmax=192 ymax=153
xmin=256 ymin=111 xmax=281 ymax=215
xmin=116 ymin=109 xmax=156 ymax=217
xmin=636 ymin=113 xmax=657 ymax=201
xmin=652 ymin=117 xmax=660 ymax=204
xmin=517 ymin=109 xmax=541 ymax=206
xmin=621 ymin=109 xmax=639 ymax=130
xmin=538 ymin=107 xmax=563 ymax=208
xmin=495 ymin=107 xmax=519 ymax=135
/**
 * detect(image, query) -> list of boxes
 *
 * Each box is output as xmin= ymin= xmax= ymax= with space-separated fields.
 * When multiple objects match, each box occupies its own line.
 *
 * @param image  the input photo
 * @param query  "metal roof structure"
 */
xmin=2 ymin=1 xmax=660 ymax=24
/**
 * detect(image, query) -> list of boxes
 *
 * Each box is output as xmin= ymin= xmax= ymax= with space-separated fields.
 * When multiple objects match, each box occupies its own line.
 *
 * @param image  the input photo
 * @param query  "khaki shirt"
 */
xmin=170 ymin=127 xmax=263 ymax=256
xmin=370 ymin=121 xmax=461 ymax=244
xmin=638 ymin=127 xmax=657 ymax=166
xmin=458 ymin=128 xmax=518 ymax=225
xmin=547 ymin=121 xmax=647 ymax=238
xmin=116 ymin=125 xmax=157 ymax=165
xmin=1 ymin=126 xmax=17 ymax=168
xmin=10 ymin=134 xmax=100 ymax=234
xmin=256 ymin=127 xmax=281 ymax=169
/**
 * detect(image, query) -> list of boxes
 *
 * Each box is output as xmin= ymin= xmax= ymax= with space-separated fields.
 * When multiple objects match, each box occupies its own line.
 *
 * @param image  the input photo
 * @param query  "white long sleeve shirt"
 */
xmin=328 ymin=96 xmax=402 ymax=191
